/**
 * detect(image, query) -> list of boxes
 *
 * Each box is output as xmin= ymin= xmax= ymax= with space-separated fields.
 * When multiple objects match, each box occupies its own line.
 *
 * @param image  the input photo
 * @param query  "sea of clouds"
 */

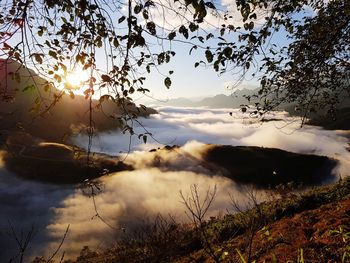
xmin=74 ymin=107 xmax=350 ymax=174
xmin=0 ymin=107 xmax=349 ymax=261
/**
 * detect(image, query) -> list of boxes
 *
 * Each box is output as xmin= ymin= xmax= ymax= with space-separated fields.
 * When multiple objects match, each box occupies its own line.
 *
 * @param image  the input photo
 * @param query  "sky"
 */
xmin=96 ymin=0 xmax=263 ymax=101
xmin=138 ymin=43 xmax=259 ymax=101
xmin=108 ymin=0 xmax=295 ymax=101
xmin=125 ymin=0 xmax=272 ymax=100
xmin=1 ymin=0 xmax=292 ymax=100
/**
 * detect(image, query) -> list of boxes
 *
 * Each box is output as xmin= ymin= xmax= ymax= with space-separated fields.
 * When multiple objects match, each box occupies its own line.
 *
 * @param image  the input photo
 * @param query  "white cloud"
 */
xmin=45 ymin=168 xmax=265 ymax=259
xmin=73 ymin=107 xmax=350 ymax=173
xmin=1 ymin=106 xmax=349 ymax=261
xmin=145 ymin=0 xmax=245 ymax=33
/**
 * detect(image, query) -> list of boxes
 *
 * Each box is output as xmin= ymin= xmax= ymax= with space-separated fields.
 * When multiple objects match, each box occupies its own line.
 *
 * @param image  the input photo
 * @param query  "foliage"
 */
xmin=0 ymin=0 xmax=211 ymax=103
xmin=211 ymin=0 xmax=350 ymax=119
xmin=0 ymin=1 xmax=197 ymax=142
xmin=1 ymin=0 xmax=348 ymax=122
xmin=58 ymin=177 xmax=350 ymax=262
xmin=203 ymin=145 xmax=337 ymax=187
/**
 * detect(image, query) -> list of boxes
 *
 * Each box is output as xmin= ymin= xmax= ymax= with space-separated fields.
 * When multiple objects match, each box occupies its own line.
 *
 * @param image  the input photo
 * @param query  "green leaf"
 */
xmin=134 ymin=4 xmax=143 ymax=14
xmin=69 ymin=91 xmax=75 ymax=99
xmin=205 ymin=50 xmax=213 ymax=63
xmin=22 ymin=84 xmax=36 ymax=92
xmin=101 ymin=74 xmax=111 ymax=82
xmin=54 ymin=74 xmax=62 ymax=83
xmin=113 ymin=38 xmax=119 ymax=48
xmin=189 ymin=22 xmax=199 ymax=32
xmin=168 ymin=31 xmax=176 ymax=40
xmin=142 ymin=10 xmax=149 ymax=19
xmin=220 ymin=28 xmax=225 ymax=36
xmin=33 ymin=53 xmax=43 ymax=64
xmin=244 ymin=23 xmax=249 ymax=31
xmin=235 ymin=249 xmax=247 ymax=263
xmin=164 ymin=77 xmax=171 ymax=89
xmin=99 ymin=94 xmax=113 ymax=103
xmin=118 ymin=16 xmax=126 ymax=24
xmin=249 ymin=13 xmax=257 ymax=20
xmin=48 ymin=50 xmax=57 ymax=59
xmin=146 ymin=22 xmax=156 ymax=35
xmin=223 ymin=47 xmax=232 ymax=58
xmin=179 ymin=25 xmax=189 ymax=39
xmin=206 ymin=33 xmax=214 ymax=40
xmin=44 ymin=83 xmax=51 ymax=92
xmin=189 ymin=45 xmax=198 ymax=55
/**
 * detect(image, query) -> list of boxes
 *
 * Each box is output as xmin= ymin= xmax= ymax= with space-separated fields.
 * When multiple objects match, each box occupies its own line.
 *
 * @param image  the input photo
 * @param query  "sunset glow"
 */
xmin=63 ymin=70 xmax=89 ymax=94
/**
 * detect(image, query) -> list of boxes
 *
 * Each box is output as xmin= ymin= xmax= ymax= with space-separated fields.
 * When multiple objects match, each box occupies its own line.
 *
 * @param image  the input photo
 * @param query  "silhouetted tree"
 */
xmin=1 ymin=0 xmax=349 ymax=122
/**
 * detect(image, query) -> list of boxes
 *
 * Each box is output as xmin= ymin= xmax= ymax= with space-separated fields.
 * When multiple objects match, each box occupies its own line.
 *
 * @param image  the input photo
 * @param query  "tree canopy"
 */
xmin=0 ymin=0 xmax=349 ymax=123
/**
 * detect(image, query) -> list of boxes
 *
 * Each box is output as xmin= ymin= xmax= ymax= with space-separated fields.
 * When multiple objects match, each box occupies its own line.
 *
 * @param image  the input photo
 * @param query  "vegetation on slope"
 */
xmin=3 ymin=132 xmax=132 ymax=184
xmin=0 ymin=59 xmax=156 ymax=143
xmin=203 ymin=145 xmax=337 ymax=187
xmin=31 ymin=177 xmax=350 ymax=262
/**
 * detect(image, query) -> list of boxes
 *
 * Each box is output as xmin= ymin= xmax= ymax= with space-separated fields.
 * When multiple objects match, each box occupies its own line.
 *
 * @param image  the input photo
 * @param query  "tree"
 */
xmin=204 ymin=0 xmax=350 ymax=121
xmin=1 ymin=0 xmax=349 ymax=125
xmin=0 ymin=0 xmax=214 ymax=100
xmin=0 ymin=0 xmax=221 ymax=142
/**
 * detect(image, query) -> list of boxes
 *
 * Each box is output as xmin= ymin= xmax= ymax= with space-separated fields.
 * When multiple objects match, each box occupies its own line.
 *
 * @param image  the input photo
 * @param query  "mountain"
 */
xmin=197 ymin=89 xmax=258 ymax=108
xmin=306 ymin=107 xmax=350 ymax=130
xmin=0 ymin=59 xmax=156 ymax=142
xmin=160 ymin=88 xmax=350 ymax=130
xmin=153 ymin=89 xmax=259 ymax=108
xmin=158 ymin=97 xmax=195 ymax=107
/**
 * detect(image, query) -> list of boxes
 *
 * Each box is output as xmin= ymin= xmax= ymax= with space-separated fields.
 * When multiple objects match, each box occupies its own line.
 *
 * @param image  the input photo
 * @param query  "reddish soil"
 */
xmin=211 ymin=198 xmax=349 ymax=262
xmin=253 ymin=198 xmax=350 ymax=262
xmin=176 ymin=198 xmax=350 ymax=262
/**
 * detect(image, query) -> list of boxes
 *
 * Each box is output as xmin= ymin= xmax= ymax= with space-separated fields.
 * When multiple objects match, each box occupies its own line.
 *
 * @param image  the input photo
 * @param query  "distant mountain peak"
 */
xmin=151 ymin=89 xmax=259 ymax=108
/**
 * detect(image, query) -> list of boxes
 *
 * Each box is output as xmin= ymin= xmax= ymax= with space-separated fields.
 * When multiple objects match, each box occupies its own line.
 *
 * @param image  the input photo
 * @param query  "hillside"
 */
xmin=196 ymin=93 xmax=253 ymax=108
xmin=3 ymin=136 xmax=132 ymax=184
xmin=202 ymin=145 xmax=336 ymax=187
xmin=41 ymin=177 xmax=350 ymax=262
xmin=306 ymin=107 xmax=350 ymax=130
xmin=154 ymin=90 xmax=350 ymax=130
xmin=0 ymin=59 xmax=156 ymax=143
xmin=140 ymin=144 xmax=337 ymax=188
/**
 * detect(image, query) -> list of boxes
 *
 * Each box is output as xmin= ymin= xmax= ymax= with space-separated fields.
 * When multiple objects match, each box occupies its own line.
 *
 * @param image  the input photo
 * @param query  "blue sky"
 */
xmin=135 ymin=0 xmax=314 ymax=100
xmin=139 ymin=45 xmax=259 ymax=101
xmin=2 ymin=0 xmax=304 ymax=100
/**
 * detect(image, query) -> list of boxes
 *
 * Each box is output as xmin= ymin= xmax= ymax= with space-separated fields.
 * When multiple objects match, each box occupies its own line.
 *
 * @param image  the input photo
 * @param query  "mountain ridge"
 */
xmin=151 ymin=89 xmax=259 ymax=108
xmin=0 ymin=59 xmax=156 ymax=143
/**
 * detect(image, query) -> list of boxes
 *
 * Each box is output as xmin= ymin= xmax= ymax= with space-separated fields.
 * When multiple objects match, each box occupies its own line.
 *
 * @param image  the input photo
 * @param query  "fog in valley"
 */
xmin=0 ymin=107 xmax=349 ymax=261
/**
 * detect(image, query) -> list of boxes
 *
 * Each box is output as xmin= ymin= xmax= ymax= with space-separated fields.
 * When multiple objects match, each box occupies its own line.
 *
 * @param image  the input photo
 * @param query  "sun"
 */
xmin=66 ymin=73 xmax=84 ymax=87
xmin=62 ymin=69 xmax=89 ymax=95
xmin=65 ymin=70 xmax=88 ymax=89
